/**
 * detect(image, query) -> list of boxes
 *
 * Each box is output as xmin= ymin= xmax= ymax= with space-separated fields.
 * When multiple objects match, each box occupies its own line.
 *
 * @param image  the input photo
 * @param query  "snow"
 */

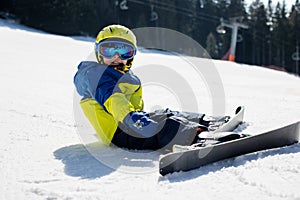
xmin=1 ymin=19 xmax=300 ymax=200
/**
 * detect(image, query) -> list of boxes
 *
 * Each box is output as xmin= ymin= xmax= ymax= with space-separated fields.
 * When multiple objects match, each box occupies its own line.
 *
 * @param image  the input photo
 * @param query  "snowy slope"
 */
xmin=1 ymin=19 xmax=300 ymax=200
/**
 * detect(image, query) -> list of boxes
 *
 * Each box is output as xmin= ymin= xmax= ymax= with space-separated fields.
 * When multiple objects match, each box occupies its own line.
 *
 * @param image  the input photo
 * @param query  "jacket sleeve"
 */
xmin=74 ymin=61 xmax=102 ymax=99
xmin=130 ymin=86 xmax=144 ymax=111
xmin=96 ymin=70 xmax=143 ymax=123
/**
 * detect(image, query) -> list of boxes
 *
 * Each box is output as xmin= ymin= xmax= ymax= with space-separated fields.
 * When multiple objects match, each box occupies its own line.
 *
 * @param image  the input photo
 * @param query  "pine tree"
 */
xmin=206 ymin=32 xmax=218 ymax=58
xmin=194 ymin=0 xmax=218 ymax=48
xmin=265 ymin=0 xmax=274 ymax=65
xmin=174 ymin=0 xmax=197 ymax=36
xmin=215 ymin=0 xmax=232 ymax=58
xmin=248 ymin=0 xmax=269 ymax=66
xmin=272 ymin=1 xmax=290 ymax=70
xmin=287 ymin=0 xmax=300 ymax=74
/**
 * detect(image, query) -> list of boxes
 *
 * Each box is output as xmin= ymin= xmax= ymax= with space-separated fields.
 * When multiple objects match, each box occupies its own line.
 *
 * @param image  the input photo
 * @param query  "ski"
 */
xmin=159 ymin=121 xmax=300 ymax=176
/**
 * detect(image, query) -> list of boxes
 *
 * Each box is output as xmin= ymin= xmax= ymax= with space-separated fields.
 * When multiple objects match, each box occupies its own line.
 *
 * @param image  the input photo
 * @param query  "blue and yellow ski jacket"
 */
xmin=74 ymin=61 xmax=143 ymax=145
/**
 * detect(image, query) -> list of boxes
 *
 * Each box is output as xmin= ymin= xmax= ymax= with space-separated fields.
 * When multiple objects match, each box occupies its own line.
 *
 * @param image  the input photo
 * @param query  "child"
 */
xmin=74 ymin=24 xmax=228 ymax=150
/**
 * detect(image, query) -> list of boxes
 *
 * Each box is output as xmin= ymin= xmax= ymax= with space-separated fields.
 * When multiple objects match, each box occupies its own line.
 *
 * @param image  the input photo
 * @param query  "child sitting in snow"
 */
xmin=73 ymin=24 xmax=228 ymax=150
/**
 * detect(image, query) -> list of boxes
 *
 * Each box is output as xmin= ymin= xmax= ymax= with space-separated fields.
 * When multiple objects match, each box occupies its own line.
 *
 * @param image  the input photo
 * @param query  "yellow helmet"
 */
xmin=95 ymin=25 xmax=137 ymax=71
xmin=95 ymin=24 xmax=137 ymax=46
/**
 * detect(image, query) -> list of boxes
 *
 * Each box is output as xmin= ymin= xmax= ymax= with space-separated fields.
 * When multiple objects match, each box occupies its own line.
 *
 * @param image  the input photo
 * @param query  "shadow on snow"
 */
xmin=53 ymin=143 xmax=114 ymax=179
xmin=54 ymin=142 xmax=161 ymax=179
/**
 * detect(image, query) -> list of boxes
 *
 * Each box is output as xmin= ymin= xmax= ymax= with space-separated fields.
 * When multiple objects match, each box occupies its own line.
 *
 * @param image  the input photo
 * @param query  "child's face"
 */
xmin=103 ymin=54 xmax=128 ymax=66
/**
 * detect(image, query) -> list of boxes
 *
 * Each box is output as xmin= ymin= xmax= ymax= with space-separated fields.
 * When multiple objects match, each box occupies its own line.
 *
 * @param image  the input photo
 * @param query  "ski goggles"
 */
xmin=96 ymin=40 xmax=136 ymax=60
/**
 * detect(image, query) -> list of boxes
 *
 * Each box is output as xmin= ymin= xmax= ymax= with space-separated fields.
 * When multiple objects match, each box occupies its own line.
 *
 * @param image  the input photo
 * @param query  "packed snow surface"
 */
xmin=1 ymin=20 xmax=300 ymax=200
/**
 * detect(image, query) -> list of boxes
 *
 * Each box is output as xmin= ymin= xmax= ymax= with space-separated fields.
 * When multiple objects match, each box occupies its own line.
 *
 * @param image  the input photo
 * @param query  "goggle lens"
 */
xmin=97 ymin=41 xmax=136 ymax=60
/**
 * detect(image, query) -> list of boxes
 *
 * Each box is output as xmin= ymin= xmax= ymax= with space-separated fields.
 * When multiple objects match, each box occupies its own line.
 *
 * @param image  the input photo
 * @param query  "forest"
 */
xmin=1 ymin=0 xmax=299 ymax=75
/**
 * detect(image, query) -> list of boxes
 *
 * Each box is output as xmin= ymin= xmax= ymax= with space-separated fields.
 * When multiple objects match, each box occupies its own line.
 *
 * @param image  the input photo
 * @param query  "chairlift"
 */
xmin=150 ymin=5 xmax=158 ymax=21
xmin=216 ymin=25 xmax=226 ymax=34
xmin=120 ymin=0 xmax=129 ymax=10
xmin=199 ymin=0 xmax=206 ymax=8
xmin=237 ymin=34 xmax=243 ymax=43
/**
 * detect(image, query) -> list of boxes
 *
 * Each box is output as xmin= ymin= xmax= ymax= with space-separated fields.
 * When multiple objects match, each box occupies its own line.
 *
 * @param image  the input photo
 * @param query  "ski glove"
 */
xmin=123 ymin=111 xmax=158 ymax=138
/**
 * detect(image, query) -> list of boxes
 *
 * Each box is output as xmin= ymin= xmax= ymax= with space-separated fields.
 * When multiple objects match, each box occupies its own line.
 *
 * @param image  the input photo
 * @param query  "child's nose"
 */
xmin=113 ymin=53 xmax=121 ymax=59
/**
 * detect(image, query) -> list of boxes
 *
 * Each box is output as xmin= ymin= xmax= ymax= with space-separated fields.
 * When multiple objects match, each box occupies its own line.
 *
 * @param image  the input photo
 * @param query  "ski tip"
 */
xmin=235 ymin=106 xmax=244 ymax=114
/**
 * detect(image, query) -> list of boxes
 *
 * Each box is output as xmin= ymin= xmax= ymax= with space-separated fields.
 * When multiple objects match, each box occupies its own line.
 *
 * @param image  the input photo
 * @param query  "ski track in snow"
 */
xmin=1 ymin=19 xmax=300 ymax=200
